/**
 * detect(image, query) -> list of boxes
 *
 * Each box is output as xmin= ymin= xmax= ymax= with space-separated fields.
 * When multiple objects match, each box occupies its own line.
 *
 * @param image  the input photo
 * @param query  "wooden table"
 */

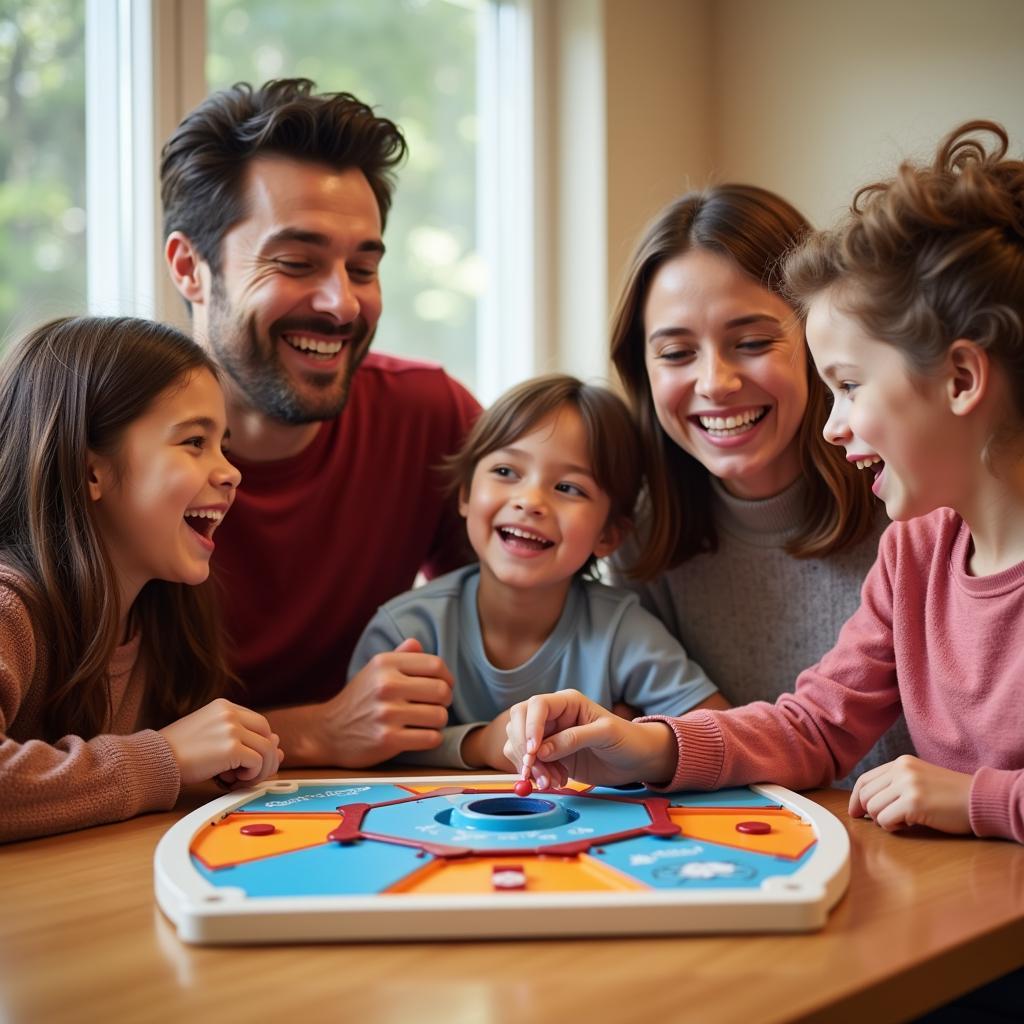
xmin=2 ymin=773 xmax=1023 ymax=1024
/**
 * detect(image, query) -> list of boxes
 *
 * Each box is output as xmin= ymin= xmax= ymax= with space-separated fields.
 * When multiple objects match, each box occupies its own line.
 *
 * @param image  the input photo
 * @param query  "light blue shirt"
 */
xmin=348 ymin=565 xmax=718 ymax=768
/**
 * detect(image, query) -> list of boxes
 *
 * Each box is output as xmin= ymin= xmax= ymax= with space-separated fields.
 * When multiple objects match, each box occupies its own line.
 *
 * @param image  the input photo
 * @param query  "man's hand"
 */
xmin=503 ymin=689 xmax=679 ymax=789
xmin=460 ymin=711 xmax=516 ymax=770
xmin=849 ymin=755 xmax=973 ymax=834
xmin=267 ymin=638 xmax=454 ymax=768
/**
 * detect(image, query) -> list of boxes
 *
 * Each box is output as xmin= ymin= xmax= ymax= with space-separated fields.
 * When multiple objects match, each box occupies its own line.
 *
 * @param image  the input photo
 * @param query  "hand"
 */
xmin=159 ymin=698 xmax=284 ymax=787
xmin=503 ymin=689 xmax=678 ymax=789
xmin=461 ymin=712 xmax=516 ymax=770
xmin=298 ymin=638 xmax=454 ymax=769
xmin=848 ymin=755 xmax=973 ymax=834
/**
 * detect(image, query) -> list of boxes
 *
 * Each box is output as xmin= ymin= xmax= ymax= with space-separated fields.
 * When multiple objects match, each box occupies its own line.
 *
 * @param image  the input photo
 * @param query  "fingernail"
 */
xmin=539 ymin=743 xmax=552 ymax=759
xmin=526 ymin=738 xmax=536 ymax=754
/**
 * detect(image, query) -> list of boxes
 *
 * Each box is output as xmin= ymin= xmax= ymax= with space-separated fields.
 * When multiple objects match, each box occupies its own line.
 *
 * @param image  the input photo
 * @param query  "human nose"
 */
xmin=822 ymin=395 xmax=851 ymax=448
xmin=695 ymin=351 xmax=741 ymax=400
xmin=213 ymin=450 xmax=242 ymax=491
xmin=311 ymin=264 xmax=361 ymax=323
xmin=512 ymin=482 xmax=547 ymax=516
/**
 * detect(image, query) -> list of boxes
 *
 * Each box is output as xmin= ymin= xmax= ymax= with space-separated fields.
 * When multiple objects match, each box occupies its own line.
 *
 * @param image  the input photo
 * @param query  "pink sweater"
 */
xmin=643 ymin=509 xmax=1024 ymax=844
xmin=0 ymin=577 xmax=181 ymax=843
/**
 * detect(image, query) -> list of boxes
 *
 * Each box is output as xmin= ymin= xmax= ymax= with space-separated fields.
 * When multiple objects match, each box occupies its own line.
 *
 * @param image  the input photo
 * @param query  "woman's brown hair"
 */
xmin=444 ymin=373 xmax=644 ymax=579
xmin=0 ymin=316 xmax=234 ymax=741
xmin=785 ymin=120 xmax=1024 ymax=428
xmin=610 ymin=184 xmax=878 ymax=580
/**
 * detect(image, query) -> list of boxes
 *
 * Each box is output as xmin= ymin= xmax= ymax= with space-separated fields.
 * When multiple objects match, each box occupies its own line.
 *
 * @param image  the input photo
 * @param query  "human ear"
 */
xmin=593 ymin=518 xmax=626 ymax=559
xmin=85 ymin=451 xmax=114 ymax=502
xmin=457 ymin=484 xmax=470 ymax=519
xmin=947 ymin=339 xmax=989 ymax=417
xmin=165 ymin=232 xmax=208 ymax=307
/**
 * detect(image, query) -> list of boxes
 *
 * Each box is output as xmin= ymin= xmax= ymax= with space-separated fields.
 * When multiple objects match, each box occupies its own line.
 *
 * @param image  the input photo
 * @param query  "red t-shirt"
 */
xmin=216 ymin=353 xmax=480 ymax=707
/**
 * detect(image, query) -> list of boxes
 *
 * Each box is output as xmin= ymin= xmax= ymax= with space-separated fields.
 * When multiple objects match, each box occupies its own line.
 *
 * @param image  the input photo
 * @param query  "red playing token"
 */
xmin=735 ymin=820 xmax=772 ymax=835
xmin=513 ymin=778 xmax=533 ymax=797
xmin=239 ymin=823 xmax=277 ymax=836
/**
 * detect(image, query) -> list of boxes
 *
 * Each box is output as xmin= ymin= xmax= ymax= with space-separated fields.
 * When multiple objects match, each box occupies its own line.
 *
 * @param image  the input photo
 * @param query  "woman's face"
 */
xmin=642 ymin=249 xmax=809 ymax=500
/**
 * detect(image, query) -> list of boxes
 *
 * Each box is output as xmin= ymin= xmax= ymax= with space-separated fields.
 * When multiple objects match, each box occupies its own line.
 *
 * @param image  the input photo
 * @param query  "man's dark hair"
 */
xmin=160 ymin=78 xmax=407 ymax=274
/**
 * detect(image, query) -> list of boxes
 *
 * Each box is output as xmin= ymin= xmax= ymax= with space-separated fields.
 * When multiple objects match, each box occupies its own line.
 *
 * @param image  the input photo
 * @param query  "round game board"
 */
xmin=155 ymin=775 xmax=850 ymax=944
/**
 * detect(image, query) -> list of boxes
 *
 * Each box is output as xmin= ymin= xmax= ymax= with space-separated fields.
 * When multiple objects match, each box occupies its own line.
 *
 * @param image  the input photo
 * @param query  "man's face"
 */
xmin=201 ymin=156 xmax=385 ymax=424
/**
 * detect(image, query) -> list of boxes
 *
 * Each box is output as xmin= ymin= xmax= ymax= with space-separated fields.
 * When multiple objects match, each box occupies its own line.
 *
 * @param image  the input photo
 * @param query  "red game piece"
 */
xmin=239 ymin=823 xmax=277 ymax=836
xmin=735 ymin=820 xmax=772 ymax=835
xmin=513 ymin=778 xmax=533 ymax=797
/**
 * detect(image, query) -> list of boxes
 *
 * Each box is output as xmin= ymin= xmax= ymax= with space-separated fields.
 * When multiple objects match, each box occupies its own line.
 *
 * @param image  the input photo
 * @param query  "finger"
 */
xmin=233 ymin=730 xmax=279 ymax=782
xmin=863 ymin=783 xmax=900 ymax=827
xmin=389 ymin=701 xmax=449 ymax=730
xmin=222 ymin=703 xmax=276 ymax=739
xmin=390 ymin=653 xmax=454 ymax=688
xmin=523 ymin=694 xmax=572 ymax=753
xmin=849 ymin=769 xmax=892 ymax=818
xmin=537 ymin=721 xmax=608 ymax=762
xmin=381 ymin=675 xmax=454 ymax=707
xmin=395 ymin=727 xmax=445 ymax=752
xmin=871 ymin=792 xmax=911 ymax=833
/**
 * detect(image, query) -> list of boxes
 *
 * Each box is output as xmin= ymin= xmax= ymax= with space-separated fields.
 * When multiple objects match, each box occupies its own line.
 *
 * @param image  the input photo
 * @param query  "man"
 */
xmin=161 ymin=79 xmax=480 ymax=767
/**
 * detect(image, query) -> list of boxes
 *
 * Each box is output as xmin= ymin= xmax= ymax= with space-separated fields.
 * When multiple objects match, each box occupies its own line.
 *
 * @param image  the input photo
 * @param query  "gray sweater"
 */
xmin=614 ymin=476 xmax=914 ymax=786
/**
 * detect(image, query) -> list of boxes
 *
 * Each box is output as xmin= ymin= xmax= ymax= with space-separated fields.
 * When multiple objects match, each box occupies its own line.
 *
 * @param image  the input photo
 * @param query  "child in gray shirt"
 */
xmin=348 ymin=374 xmax=725 ymax=769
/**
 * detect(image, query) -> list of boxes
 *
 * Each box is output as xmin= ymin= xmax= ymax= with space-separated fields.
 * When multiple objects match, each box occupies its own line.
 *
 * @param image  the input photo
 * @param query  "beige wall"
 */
xmin=548 ymin=0 xmax=1024 ymax=375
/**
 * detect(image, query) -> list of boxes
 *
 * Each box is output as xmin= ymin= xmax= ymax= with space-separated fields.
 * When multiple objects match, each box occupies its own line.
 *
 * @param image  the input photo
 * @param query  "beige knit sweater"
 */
xmin=0 ymin=574 xmax=181 ymax=843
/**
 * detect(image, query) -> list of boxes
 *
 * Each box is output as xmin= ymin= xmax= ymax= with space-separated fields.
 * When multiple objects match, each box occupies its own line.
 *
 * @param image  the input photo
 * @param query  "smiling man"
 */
xmin=161 ymin=79 xmax=480 ymax=768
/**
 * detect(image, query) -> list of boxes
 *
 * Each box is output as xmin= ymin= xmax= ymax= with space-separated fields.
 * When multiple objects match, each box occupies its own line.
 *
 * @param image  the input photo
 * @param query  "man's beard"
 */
xmin=206 ymin=281 xmax=373 ymax=425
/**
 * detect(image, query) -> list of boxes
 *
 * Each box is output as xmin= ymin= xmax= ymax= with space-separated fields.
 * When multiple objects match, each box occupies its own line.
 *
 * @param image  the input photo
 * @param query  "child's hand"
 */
xmin=848 ymin=755 xmax=973 ymax=834
xmin=503 ymin=690 xmax=678 ymax=789
xmin=160 ymin=698 xmax=284 ymax=787
xmin=460 ymin=712 xmax=516 ymax=770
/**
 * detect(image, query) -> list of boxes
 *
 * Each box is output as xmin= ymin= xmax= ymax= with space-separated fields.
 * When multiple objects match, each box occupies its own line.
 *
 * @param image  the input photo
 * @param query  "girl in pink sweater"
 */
xmin=0 ymin=316 xmax=283 ymax=842
xmin=504 ymin=119 xmax=1024 ymax=846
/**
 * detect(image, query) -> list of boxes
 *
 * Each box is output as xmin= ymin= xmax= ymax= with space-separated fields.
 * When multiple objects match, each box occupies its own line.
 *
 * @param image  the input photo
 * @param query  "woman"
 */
xmin=609 ymin=184 xmax=912 ymax=782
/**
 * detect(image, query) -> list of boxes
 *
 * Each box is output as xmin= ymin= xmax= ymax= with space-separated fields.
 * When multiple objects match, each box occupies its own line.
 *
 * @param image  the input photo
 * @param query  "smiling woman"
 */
xmin=609 ymin=184 xmax=914 ymax=784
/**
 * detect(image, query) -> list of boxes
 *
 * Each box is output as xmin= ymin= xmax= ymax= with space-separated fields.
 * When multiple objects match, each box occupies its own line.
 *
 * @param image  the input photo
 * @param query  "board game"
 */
xmin=155 ymin=775 xmax=850 ymax=944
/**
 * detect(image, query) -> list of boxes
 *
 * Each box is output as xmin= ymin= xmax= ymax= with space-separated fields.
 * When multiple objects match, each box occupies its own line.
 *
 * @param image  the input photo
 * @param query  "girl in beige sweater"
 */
xmin=0 ymin=316 xmax=283 ymax=843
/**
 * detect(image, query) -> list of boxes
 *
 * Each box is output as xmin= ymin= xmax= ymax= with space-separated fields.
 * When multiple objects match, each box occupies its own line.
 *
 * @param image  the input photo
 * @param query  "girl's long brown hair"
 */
xmin=610 ymin=184 xmax=878 ymax=580
xmin=0 ymin=316 xmax=234 ymax=741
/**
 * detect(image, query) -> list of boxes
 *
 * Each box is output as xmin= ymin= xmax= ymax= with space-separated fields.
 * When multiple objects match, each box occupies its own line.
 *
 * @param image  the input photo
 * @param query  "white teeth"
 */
xmin=501 ymin=526 xmax=550 ymax=543
xmin=854 ymin=457 xmax=882 ymax=470
xmin=285 ymin=334 xmax=343 ymax=355
xmin=698 ymin=408 xmax=766 ymax=434
xmin=184 ymin=509 xmax=223 ymax=521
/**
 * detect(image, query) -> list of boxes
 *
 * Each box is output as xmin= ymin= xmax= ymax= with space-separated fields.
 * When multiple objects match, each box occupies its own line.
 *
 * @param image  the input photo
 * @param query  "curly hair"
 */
xmin=785 ymin=120 xmax=1024 ymax=421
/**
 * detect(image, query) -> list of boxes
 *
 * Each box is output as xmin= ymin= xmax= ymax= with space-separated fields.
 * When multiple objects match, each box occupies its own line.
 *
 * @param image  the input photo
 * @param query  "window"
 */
xmin=207 ymin=0 xmax=482 ymax=392
xmin=0 ymin=0 xmax=87 ymax=341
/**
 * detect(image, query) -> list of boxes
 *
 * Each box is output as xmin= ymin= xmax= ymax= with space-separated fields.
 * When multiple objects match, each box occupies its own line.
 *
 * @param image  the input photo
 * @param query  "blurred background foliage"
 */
xmin=0 ymin=0 xmax=87 ymax=341
xmin=0 ymin=0 xmax=480 ymax=388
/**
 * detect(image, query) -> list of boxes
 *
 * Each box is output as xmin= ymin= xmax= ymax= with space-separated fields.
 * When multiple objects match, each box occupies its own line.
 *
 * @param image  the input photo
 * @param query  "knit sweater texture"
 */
xmin=614 ymin=476 xmax=913 ymax=784
xmin=0 ymin=575 xmax=180 ymax=843
xmin=641 ymin=509 xmax=1024 ymax=844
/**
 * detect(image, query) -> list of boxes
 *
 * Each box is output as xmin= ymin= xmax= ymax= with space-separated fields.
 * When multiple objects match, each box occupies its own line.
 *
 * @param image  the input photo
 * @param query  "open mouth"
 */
xmin=281 ymin=333 xmax=348 ymax=360
xmin=183 ymin=509 xmax=222 ymax=540
xmin=694 ymin=407 xmax=768 ymax=437
xmin=498 ymin=526 xmax=554 ymax=551
xmin=854 ymin=455 xmax=885 ymax=480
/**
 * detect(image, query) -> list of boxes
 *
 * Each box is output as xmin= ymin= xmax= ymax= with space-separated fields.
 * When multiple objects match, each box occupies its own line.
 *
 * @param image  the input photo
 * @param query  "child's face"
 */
xmin=459 ymin=405 xmax=619 ymax=593
xmin=642 ymin=249 xmax=809 ymax=500
xmin=807 ymin=291 xmax=967 ymax=522
xmin=88 ymin=368 xmax=242 ymax=602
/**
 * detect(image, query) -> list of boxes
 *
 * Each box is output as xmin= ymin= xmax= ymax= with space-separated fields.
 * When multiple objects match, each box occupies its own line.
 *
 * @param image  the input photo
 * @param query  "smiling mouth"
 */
xmin=498 ymin=526 xmax=554 ymax=550
xmin=854 ymin=455 xmax=885 ymax=480
xmin=183 ymin=509 xmax=223 ymax=539
xmin=694 ymin=407 xmax=768 ymax=437
xmin=281 ymin=333 xmax=348 ymax=360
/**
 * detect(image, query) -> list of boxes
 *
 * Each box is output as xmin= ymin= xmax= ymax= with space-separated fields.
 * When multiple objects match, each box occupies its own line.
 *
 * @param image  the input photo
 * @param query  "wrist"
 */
xmin=460 ymin=726 xmax=486 ymax=768
xmin=636 ymin=721 xmax=679 ymax=786
xmin=265 ymin=704 xmax=330 ymax=767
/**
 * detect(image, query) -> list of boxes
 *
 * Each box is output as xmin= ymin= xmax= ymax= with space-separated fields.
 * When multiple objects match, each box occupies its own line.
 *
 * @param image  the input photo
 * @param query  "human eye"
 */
xmin=273 ymin=256 xmax=314 ymax=273
xmin=348 ymin=263 xmax=379 ymax=283
xmin=489 ymin=463 xmax=516 ymax=480
xmin=838 ymin=381 xmax=859 ymax=396
xmin=555 ymin=481 xmax=589 ymax=498
xmin=737 ymin=336 xmax=774 ymax=353
xmin=181 ymin=435 xmax=206 ymax=451
xmin=655 ymin=346 xmax=694 ymax=364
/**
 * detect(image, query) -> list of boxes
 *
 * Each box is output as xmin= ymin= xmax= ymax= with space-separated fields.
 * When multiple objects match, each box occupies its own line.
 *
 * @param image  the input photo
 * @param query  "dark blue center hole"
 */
xmin=465 ymin=797 xmax=556 ymax=817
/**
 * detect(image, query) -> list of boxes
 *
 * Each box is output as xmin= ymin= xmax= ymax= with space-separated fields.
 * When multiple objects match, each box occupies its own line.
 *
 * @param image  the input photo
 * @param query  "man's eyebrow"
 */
xmin=262 ymin=227 xmax=385 ymax=255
